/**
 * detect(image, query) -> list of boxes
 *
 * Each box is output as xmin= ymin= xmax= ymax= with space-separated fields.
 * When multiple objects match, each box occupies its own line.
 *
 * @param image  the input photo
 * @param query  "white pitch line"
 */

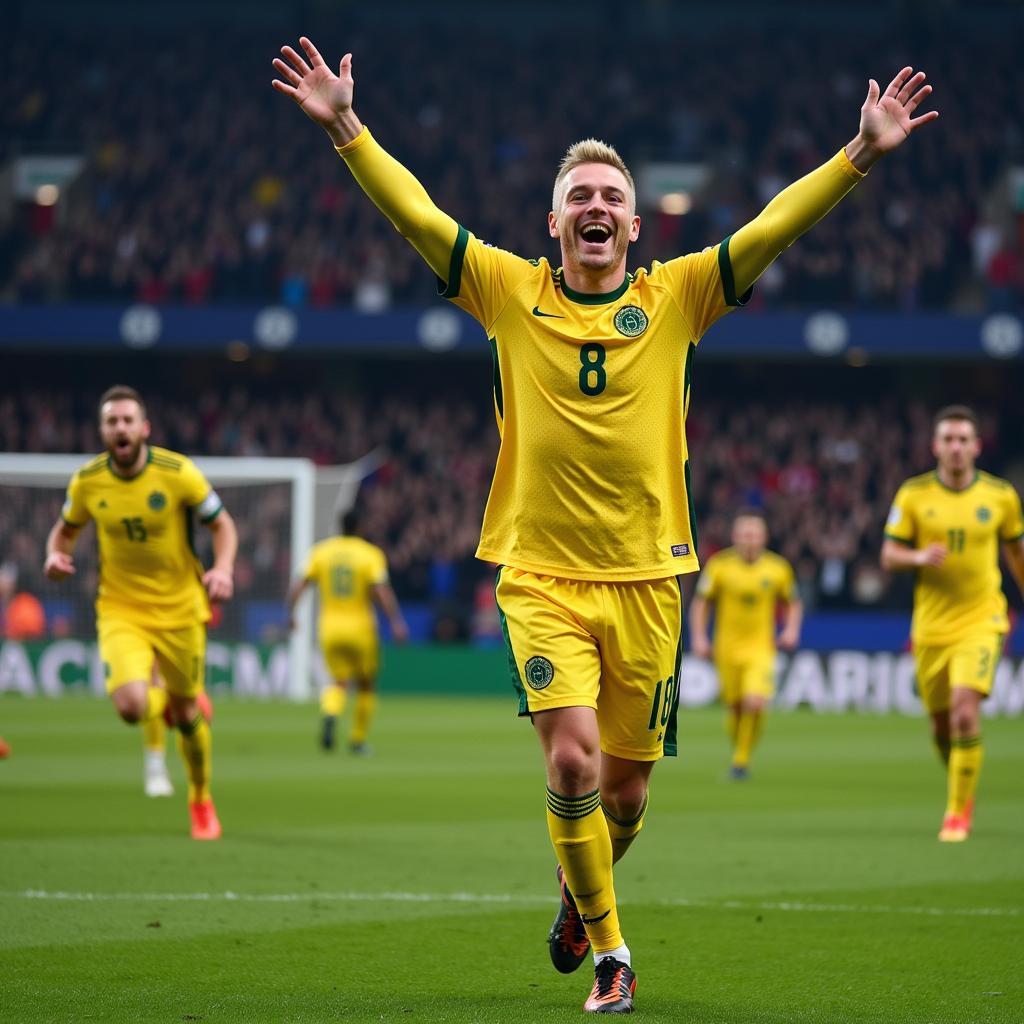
xmin=2 ymin=890 xmax=1020 ymax=919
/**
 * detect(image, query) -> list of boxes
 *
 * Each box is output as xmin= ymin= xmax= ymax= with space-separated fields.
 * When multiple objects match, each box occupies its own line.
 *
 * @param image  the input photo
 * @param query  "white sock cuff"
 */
xmin=594 ymin=943 xmax=631 ymax=968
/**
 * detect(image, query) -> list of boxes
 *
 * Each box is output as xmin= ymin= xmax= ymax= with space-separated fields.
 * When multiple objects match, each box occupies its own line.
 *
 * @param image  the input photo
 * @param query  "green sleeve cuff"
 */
xmin=437 ymin=224 xmax=469 ymax=299
xmin=884 ymin=533 xmax=914 ymax=546
xmin=718 ymin=234 xmax=753 ymax=307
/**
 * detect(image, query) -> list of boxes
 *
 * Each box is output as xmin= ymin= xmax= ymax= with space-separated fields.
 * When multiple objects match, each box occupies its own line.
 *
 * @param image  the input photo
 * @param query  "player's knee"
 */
xmin=602 ymin=779 xmax=648 ymax=822
xmin=547 ymin=741 xmax=599 ymax=793
xmin=111 ymin=690 xmax=145 ymax=723
xmin=949 ymin=704 xmax=978 ymax=736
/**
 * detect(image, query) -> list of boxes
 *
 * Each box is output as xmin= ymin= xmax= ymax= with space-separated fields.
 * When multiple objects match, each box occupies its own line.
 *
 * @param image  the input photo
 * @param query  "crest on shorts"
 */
xmin=976 ymin=506 xmax=991 ymax=523
xmin=613 ymin=305 xmax=648 ymax=338
xmin=148 ymin=490 xmax=166 ymax=511
xmin=524 ymin=656 xmax=555 ymax=690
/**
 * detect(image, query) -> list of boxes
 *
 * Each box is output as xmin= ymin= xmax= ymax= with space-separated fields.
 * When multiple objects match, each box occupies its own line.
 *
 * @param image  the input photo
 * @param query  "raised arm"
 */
xmin=729 ymin=67 xmax=938 ymax=297
xmin=272 ymin=37 xmax=459 ymax=279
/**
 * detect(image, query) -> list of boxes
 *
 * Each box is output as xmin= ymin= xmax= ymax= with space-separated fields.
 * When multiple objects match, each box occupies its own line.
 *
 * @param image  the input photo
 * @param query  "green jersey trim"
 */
xmin=932 ymin=470 xmax=980 ymax=494
xmin=718 ymin=235 xmax=753 ymax=307
xmin=557 ymin=270 xmax=630 ymax=305
xmin=684 ymin=458 xmax=698 ymax=555
xmin=488 ymin=337 xmax=504 ymax=420
xmin=494 ymin=567 xmax=529 ymax=715
xmin=883 ymin=532 xmax=914 ymax=546
xmin=663 ymin=576 xmax=683 ymax=757
xmin=107 ymin=448 xmax=154 ymax=482
xmin=437 ymin=224 xmax=469 ymax=299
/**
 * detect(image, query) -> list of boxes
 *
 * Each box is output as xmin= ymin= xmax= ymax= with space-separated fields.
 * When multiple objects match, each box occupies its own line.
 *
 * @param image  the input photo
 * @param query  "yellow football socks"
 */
xmin=145 ymin=686 xmax=168 ymax=724
xmin=733 ymin=710 xmax=763 ymax=768
xmin=177 ymin=714 xmax=213 ymax=804
xmin=350 ymin=692 xmax=377 ymax=746
xmin=546 ymin=787 xmax=622 ymax=954
xmin=602 ymin=795 xmax=648 ymax=864
xmin=142 ymin=714 xmax=166 ymax=753
xmin=946 ymin=735 xmax=983 ymax=817
xmin=320 ymin=684 xmax=347 ymax=719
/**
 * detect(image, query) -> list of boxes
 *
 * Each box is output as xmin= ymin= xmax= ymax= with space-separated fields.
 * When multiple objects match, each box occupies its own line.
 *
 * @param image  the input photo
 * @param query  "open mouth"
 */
xmin=579 ymin=222 xmax=612 ymax=245
xmin=114 ymin=438 xmax=133 ymax=457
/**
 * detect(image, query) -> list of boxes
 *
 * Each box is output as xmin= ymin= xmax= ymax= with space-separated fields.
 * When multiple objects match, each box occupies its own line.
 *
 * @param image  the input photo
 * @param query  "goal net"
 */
xmin=0 ymin=454 xmax=315 ymax=700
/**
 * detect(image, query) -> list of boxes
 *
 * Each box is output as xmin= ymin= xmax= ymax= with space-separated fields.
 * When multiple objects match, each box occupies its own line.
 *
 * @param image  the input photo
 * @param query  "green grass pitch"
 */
xmin=1 ymin=692 xmax=1021 ymax=1023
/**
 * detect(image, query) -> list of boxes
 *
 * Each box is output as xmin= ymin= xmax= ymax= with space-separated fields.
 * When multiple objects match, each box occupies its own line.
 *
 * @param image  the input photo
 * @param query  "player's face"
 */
xmin=99 ymin=399 xmax=151 ymax=469
xmin=932 ymin=418 xmax=980 ymax=476
xmin=733 ymin=516 xmax=767 ymax=560
xmin=548 ymin=164 xmax=640 ymax=276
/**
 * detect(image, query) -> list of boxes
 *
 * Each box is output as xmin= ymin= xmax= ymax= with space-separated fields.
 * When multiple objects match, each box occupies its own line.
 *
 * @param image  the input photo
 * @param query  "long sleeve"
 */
xmin=728 ymin=148 xmax=866 ymax=298
xmin=337 ymin=128 xmax=460 ymax=280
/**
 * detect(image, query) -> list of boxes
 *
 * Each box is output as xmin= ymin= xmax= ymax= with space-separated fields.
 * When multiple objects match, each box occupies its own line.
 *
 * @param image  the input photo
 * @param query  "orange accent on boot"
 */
xmin=189 ymin=799 xmax=222 ymax=841
xmin=938 ymin=812 xmax=968 ymax=843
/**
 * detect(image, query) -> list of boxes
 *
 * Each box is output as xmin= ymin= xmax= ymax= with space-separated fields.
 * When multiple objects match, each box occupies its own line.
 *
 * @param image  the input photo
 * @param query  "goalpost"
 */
xmin=0 ymin=453 xmax=316 ymax=700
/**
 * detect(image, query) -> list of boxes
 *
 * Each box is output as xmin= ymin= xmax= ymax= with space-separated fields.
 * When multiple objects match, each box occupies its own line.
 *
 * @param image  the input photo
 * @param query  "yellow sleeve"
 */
xmin=649 ymin=245 xmax=733 ymax=342
xmin=179 ymin=457 xmax=222 ymax=522
xmin=61 ymin=472 xmax=90 ymax=527
xmin=727 ymin=148 xmax=865 ymax=299
xmin=884 ymin=485 xmax=917 ymax=546
xmin=778 ymin=559 xmax=797 ymax=602
xmin=1000 ymin=486 xmax=1024 ymax=542
xmin=338 ymin=128 xmax=460 ymax=283
xmin=440 ymin=233 xmax=538 ymax=332
xmin=338 ymin=128 xmax=534 ymax=331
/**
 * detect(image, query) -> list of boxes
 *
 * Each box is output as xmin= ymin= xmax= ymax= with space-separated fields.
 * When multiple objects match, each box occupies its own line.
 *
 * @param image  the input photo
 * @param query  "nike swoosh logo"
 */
xmin=580 ymin=909 xmax=611 ymax=925
xmin=532 ymin=306 xmax=564 ymax=319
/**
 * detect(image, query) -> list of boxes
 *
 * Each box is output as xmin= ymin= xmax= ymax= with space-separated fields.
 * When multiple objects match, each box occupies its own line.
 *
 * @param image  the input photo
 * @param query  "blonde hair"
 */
xmin=552 ymin=138 xmax=635 ymax=214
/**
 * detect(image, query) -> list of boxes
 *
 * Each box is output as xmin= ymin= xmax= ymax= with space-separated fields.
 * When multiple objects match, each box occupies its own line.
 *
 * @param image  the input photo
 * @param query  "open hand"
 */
xmin=272 ymin=37 xmax=357 ymax=143
xmin=858 ymin=67 xmax=938 ymax=155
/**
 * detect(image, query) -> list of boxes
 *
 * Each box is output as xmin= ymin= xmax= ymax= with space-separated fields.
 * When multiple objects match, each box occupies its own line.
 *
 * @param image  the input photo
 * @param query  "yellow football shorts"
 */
xmin=494 ymin=567 xmax=683 ymax=761
xmin=913 ymin=632 xmax=1004 ymax=713
xmin=716 ymin=653 xmax=776 ymax=705
xmin=320 ymin=624 xmax=379 ymax=683
xmin=98 ymin=618 xmax=206 ymax=697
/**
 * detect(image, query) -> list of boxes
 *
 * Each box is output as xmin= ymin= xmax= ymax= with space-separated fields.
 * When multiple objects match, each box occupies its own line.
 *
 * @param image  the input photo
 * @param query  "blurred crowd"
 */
xmin=3 ymin=374 xmax=1022 ymax=644
xmin=2 ymin=15 xmax=1022 ymax=312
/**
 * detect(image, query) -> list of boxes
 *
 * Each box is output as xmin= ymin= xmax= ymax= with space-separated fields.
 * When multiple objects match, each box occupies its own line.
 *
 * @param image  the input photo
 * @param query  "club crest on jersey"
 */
xmin=524 ymin=656 xmax=555 ymax=690
xmin=148 ymin=490 xmax=166 ymax=511
xmin=614 ymin=305 xmax=648 ymax=338
xmin=976 ymin=506 xmax=991 ymax=523
xmin=671 ymin=543 xmax=690 ymax=557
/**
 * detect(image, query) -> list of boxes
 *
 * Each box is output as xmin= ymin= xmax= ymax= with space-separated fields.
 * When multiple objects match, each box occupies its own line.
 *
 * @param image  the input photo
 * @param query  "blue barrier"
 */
xmin=2 ymin=304 xmax=1022 ymax=359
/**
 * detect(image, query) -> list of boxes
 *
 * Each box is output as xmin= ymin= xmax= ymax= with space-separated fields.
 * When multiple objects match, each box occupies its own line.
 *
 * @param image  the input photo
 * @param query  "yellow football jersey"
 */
xmin=885 ymin=471 xmax=1024 ymax=645
xmin=445 ymin=229 xmax=743 ymax=581
xmin=695 ymin=548 xmax=796 ymax=659
xmin=303 ymin=536 xmax=389 ymax=633
xmin=62 ymin=446 xmax=222 ymax=628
